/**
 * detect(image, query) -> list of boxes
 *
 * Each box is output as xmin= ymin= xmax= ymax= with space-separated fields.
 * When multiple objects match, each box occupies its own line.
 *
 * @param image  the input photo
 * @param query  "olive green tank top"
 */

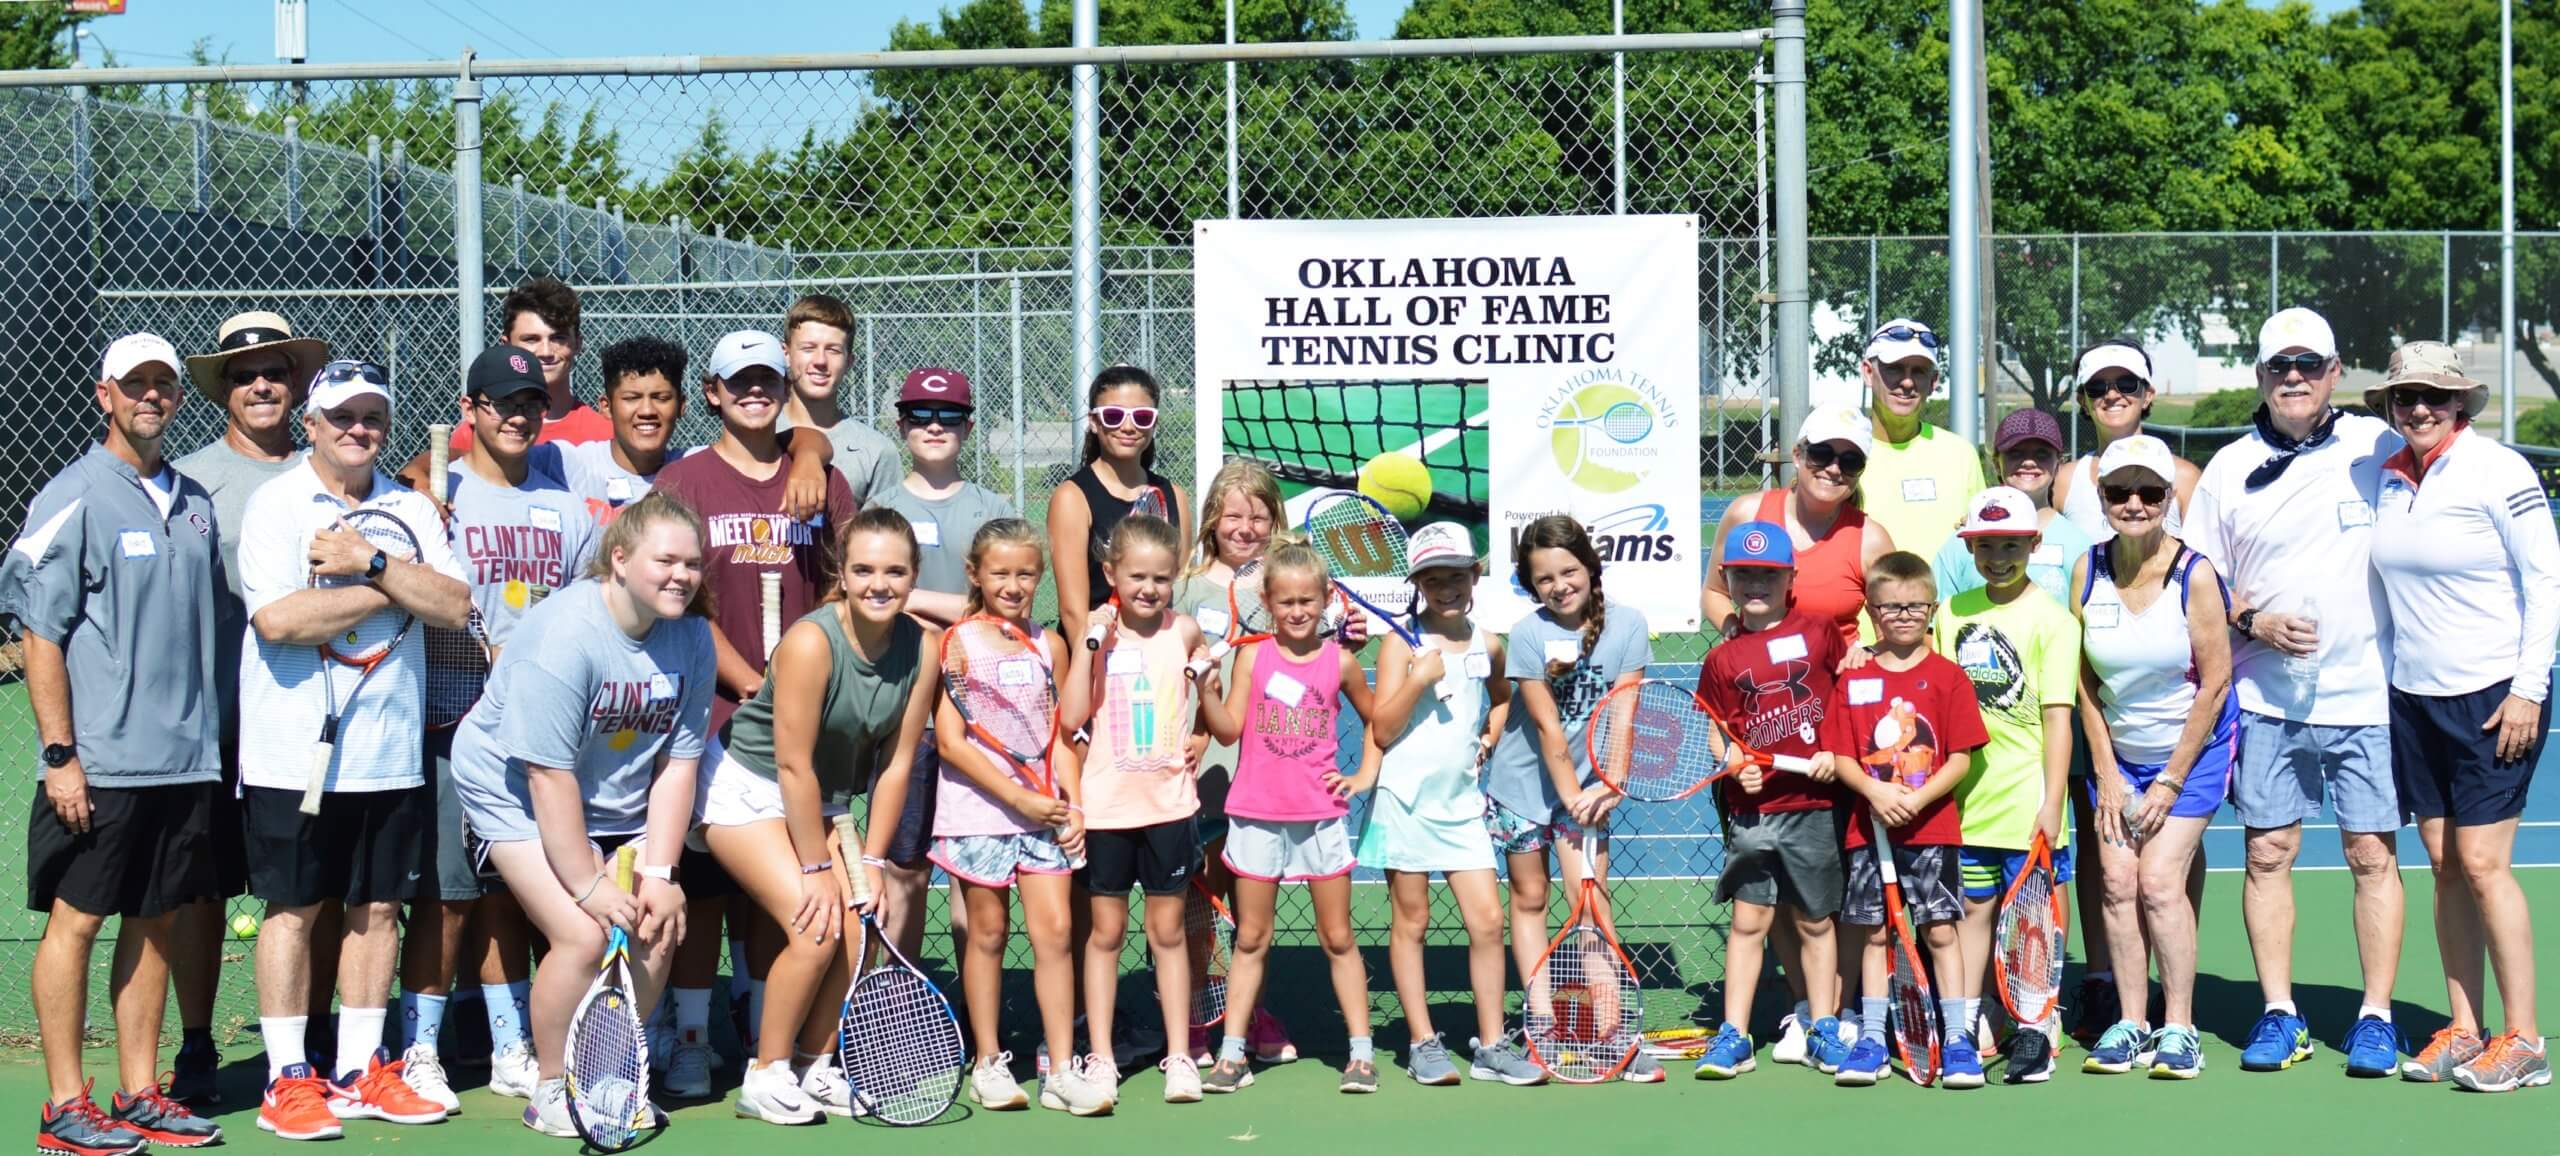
xmin=721 ymin=606 xmax=922 ymax=805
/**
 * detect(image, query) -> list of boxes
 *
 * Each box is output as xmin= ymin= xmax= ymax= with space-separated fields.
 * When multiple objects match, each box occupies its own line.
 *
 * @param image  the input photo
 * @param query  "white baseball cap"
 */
xmin=101 ymin=333 xmax=181 ymax=382
xmin=1406 ymin=522 xmax=1479 ymax=576
xmin=2256 ymin=307 xmax=2338 ymax=363
xmin=1957 ymin=486 xmax=2040 ymax=538
xmin=1796 ymin=404 xmax=1873 ymax=454
xmin=707 ymin=330 xmax=787 ymax=382
xmin=1864 ymin=317 xmax=1941 ymax=367
xmin=2075 ymin=343 xmax=2152 ymax=386
xmin=304 ymin=359 xmax=394 ymax=416
xmin=2095 ymin=434 xmax=2177 ymax=487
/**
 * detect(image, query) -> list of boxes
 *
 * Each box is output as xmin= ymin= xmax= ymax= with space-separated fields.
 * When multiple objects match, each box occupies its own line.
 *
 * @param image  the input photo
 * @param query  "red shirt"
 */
xmin=1821 ymin=652 xmax=1987 ymax=848
xmin=1752 ymin=490 xmax=1868 ymax=646
xmin=652 ymin=448 xmax=858 ymax=733
xmin=1698 ymin=609 xmax=1846 ymax=815
xmin=449 ymin=404 xmax=616 ymax=451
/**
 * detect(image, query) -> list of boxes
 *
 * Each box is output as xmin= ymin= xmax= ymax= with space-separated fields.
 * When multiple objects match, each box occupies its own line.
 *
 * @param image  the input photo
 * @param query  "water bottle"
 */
xmin=2283 ymin=610 xmax=2321 ymax=701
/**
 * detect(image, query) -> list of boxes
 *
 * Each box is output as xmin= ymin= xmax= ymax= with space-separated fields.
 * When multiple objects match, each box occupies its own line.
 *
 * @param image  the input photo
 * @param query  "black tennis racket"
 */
xmin=304 ymin=507 xmax=422 ymax=814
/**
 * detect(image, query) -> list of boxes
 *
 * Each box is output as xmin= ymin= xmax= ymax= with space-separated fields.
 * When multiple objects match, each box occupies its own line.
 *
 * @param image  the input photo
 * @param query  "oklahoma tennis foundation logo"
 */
xmin=1538 ymin=368 xmax=1675 ymax=495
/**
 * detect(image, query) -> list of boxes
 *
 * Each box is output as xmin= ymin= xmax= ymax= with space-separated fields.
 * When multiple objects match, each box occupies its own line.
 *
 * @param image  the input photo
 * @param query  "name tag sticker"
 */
xmin=1105 ymin=647 xmax=1141 ymax=676
xmin=528 ymin=506 xmax=562 ymax=531
xmin=646 ymin=673 xmax=676 ymax=700
xmin=2085 ymin=603 xmax=2122 ymax=629
xmin=117 ymin=530 xmax=155 ymax=558
xmin=1765 ymin=633 xmax=1808 ymax=663
xmin=1265 ymin=672 xmax=1308 ymax=707
xmin=2337 ymin=500 xmax=2373 ymax=529
xmin=1464 ymin=650 xmax=1493 ymax=679
xmin=912 ymin=520 xmax=941 ymax=547
xmin=1847 ymin=677 xmax=1884 ymax=705
xmin=1901 ymin=477 xmax=1938 ymax=503
xmin=604 ymin=477 xmax=634 ymax=502
xmin=1544 ymin=638 xmax=1583 ymax=666
xmin=1195 ymin=606 xmax=1231 ymax=637
xmin=998 ymin=658 xmax=1036 ymax=686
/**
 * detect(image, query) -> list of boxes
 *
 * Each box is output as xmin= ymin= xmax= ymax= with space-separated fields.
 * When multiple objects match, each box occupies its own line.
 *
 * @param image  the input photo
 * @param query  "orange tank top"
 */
xmin=1755 ymin=489 xmax=1867 ymax=646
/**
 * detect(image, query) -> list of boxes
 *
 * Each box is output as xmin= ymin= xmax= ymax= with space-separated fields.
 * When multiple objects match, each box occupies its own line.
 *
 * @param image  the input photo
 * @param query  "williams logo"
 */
xmin=1504 ymin=503 xmax=1680 ymax=599
xmin=1538 ymin=368 xmax=1676 ymax=495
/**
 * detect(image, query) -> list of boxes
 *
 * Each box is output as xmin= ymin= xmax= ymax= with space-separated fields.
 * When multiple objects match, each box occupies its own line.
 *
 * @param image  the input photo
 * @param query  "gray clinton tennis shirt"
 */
xmin=0 ymin=444 xmax=224 ymax=785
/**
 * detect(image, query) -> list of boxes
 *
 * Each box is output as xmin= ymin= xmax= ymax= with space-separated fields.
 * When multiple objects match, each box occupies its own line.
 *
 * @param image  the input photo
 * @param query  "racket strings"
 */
xmin=841 ymin=970 xmax=965 ymax=1126
xmin=325 ymin=513 xmax=423 ymax=658
xmin=1591 ymin=683 xmax=1721 ymax=800
xmin=946 ymin=628 xmax=1054 ymax=763
xmin=1305 ymin=502 xmax=1412 ymax=578
xmin=1524 ymin=924 xmax=1641 ymax=1082
xmin=1998 ymin=873 xmax=2064 ymax=1023
xmin=422 ymin=612 xmax=492 ymax=728
xmin=1888 ymin=934 xmax=1940 ymax=1084
xmin=566 ymin=987 xmax=648 ymax=1146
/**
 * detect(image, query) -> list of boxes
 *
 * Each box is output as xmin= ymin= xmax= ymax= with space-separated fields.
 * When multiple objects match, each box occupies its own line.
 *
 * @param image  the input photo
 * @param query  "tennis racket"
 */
xmin=426 ymin=423 xmax=451 ymax=499
xmin=831 ymin=813 xmax=965 ymax=1126
xmin=422 ymin=608 xmax=494 ymax=730
xmin=1184 ymin=879 xmax=1238 ymax=1032
xmin=1553 ymin=400 xmax=1655 ymax=444
xmin=563 ymin=845 xmax=650 ymax=1150
xmin=304 ymin=508 xmax=423 ymax=815
xmin=1639 ymin=1026 xmax=1715 ymax=1060
xmin=1586 ymin=679 xmax=1813 ymax=803
xmin=1194 ymin=562 xmax=1352 ymax=669
xmin=1301 ymin=491 xmax=1449 ymax=702
xmin=759 ymin=570 xmax=783 ymax=662
xmin=1871 ymin=811 xmax=1942 ymax=1086
xmin=941 ymin=614 xmax=1082 ymax=868
xmin=1083 ymin=486 xmax=1173 ymax=651
xmin=1995 ymin=825 xmax=2068 ymax=1029
xmin=1523 ymin=829 xmax=1642 ymax=1083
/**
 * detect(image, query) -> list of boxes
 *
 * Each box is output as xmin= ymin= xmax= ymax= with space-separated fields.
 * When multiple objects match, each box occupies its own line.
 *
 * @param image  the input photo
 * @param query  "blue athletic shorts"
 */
xmin=2088 ymin=712 xmax=2236 ymax=821
xmin=1958 ymin=843 xmax=2075 ymax=901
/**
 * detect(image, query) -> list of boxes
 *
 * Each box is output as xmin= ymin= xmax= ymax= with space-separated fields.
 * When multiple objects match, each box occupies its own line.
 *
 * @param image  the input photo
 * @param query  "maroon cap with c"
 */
xmin=899 ymin=367 xmax=972 ymax=409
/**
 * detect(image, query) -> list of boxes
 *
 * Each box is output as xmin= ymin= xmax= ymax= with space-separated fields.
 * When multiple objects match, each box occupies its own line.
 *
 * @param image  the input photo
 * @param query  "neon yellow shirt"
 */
xmin=1932 ymin=584 xmax=2079 ymax=851
xmin=1861 ymin=422 xmax=1985 ymax=561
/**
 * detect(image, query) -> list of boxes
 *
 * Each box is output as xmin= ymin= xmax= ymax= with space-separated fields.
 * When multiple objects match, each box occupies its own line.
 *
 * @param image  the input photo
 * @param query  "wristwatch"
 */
xmin=2234 ymin=608 xmax=2259 ymax=638
xmin=364 ymin=548 xmax=389 ymax=582
xmin=636 ymin=864 xmax=674 ymax=882
xmin=41 ymin=743 xmax=75 ymax=769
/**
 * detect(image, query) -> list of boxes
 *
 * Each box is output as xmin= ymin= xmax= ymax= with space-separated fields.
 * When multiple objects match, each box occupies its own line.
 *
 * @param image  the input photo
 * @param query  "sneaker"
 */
xmin=968 ymin=1054 xmax=1028 ymax=1110
xmin=2402 ymin=1027 xmax=2487 ymax=1084
xmin=2003 ymin=1026 xmax=2055 ymax=1085
xmin=2083 ymin=1020 xmax=2152 ymax=1075
xmin=1083 ymin=1054 xmax=1122 ymax=1107
xmin=1247 ymin=1007 xmax=1299 ymax=1064
xmin=1466 ymin=1033 xmax=1547 ymax=1086
xmin=2239 ymin=1009 xmax=2313 ymax=1072
xmin=1620 ymin=1051 xmax=1664 ymax=1083
xmin=1940 ymin=1034 xmax=1985 ymax=1090
xmin=2071 ymin=976 xmax=2121 ymax=1047
xmin=1692 ymin=1024 xmax=1755 ymax=1080
xmin=1200 ymin=1056 xmax=1255 ymax=1094
xmin=1806 ymin=1016 xmax=1850 ymax=1074
xmin=399 ymin=1044 xmax=460 ymax=1114
xmin=1771 ymin=1013 xmax=1808 ymax=1066
xmin=167 ymin=1039 xmax=222 ymax=1108
xmin=732 ymin=1059 xmax=820 ymax=1125
xmin=798 ymin=1055 xmax=854 ymax=1118
xmin=2344 ymin=1015 xmax=2401 ymax=1078
xmin=2147 ymin=1025 xmax=2204 ymax=1080
xmin=1038 ymin=1056 xmax=1114 ymax=1116
xmin=488 ymin=1039 xmax=540 ymax=1099
xmin=1335 ymin=1058 xmax=1376 ymax=1094
xmin=2453 ymin=1033 xmax=2553 ymax=1093
xmin=1406 ymin=1034 xmax=1460 ymax=1086
xmin=39 ymin=1090 xmax=148 ymax=1156
xmin=256 ymin=1065 xmax=344 ymax=1142
xmin=107 ymin=1087 xmax=221 ymax=1149
xmin=662 ymin=1035 xmax=715 ymax=1100
xmin=329 ymin=1048 xmax=451 ymax=1124
xmin=1834 ymin=1038 xmax=1889 ymax=1087
xmin=519 ymin=1077 xmax=577 ymax=1138
xmin=1159 ymin=1054 xmax=1203 ymax=1103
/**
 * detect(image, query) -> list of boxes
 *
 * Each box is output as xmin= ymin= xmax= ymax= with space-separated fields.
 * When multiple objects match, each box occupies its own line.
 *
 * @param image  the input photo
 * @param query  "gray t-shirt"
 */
xmin=1481 ymin=601 xmax=1653 ymax=822
xmin=450 ymin=578 xmax=715 ymax=840
xmin=441 ymin=445 xmax=602 ymax=650
xmin=779 ymin=410 xmax=905 ymax=506
xmin=557 ymin=440 xmax=695 ymax=522
xmin=172 ymin=439 xmax=299 ymax=601
xmin=869 ymin=479 xmax=1014 ymax=596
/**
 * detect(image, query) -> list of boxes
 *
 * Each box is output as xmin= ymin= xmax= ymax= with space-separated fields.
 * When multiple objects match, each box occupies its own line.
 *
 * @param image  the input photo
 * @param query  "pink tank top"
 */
xmin=1081 ymin=622 xmax=1200 ymax=830
xmin=1224 ymin=638 xmax=1346 ymax=822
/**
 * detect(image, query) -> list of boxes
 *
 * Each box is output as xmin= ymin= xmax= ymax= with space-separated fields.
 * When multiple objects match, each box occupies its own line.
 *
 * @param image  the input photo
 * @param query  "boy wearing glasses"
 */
xmin=1858 ymin=318 xmax=1984 ymax=562
xmin=1823 ymin=551 xmax=1984 ymax=1087
xmin=777 ymin=293 xmax=905 ymax=504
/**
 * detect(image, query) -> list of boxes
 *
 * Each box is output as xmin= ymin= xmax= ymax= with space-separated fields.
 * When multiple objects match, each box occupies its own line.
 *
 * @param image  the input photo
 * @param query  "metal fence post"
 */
xmin=1611 ymin=0 xmax=1626 ymax=215
xmin=509 ymin=173 xmax=524 ymax=271
xmin=283 ymin=115 xmax=302 ymax=228
xmin=973 ymin=250 xmax=987 ymax=479
xmin=1946 ymin=0 xmax=1982 ymax=443
xmin=1771 ymin=0 xmax=1810 ymax=448
xmin=2442 ymin=229 xmax=2453 ymax=341
xmin=453 ymin=52 xmax=486 ymax=373
xmin=1071 ymin=0 xmax=1100 ymax=412
xmin=190 ymin=91 xmax=209 ymax=213
xmin=2268 ymin=232 xmax=2280 ymax=310
xmin=70 ymin=84 xmax=91 ymax=204
xmin=863 ymin=313 xmax=877 ymax=428
xmin=555 ymin=184 xmax=570 ymax=273
xmin=1010 ymin=274 xmax=1027 ymax=512
xmin=1224 ymin=0 xmax=1238 ymax=220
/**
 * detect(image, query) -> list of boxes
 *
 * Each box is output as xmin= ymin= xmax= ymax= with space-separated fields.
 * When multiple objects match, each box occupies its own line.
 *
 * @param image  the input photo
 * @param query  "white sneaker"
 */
xmin=797 ymin=1055 xmax=854 ymax=1118
xmin=1038 ymin=1056 xmax=1114 ymax=1116
xmin=519 ymin=1077 xmax=577 ymax=1138
xmin=733 ymin=1059 xmax=820 ymax=1125
xmin=489 ymin=1040 xmax=540 ymax=1100
xmin=663 ymin=1037 xmax=714 ymax=1100
xmin=1083 ymin=1054 xmax=1121 ymax=1107
xmin=400 ymin=1043 xmax=461 ymax=1114
xmin=1772 ymin=1014 xmax=1808 ymax=1066
xmin=969 ymin=1053 xmax=1028 ymax=1110
xmin=1159 ymin=1054 xmax=1202 ymax=1103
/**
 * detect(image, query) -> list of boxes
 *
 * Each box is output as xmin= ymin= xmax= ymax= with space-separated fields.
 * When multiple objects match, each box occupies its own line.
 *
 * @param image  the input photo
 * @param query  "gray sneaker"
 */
xmin=1621 ymin=1050 xmax=1665 ymax=1083
xmin=1468 ymin=1034 xmax=1549 ymax=1086
xmin=1339 ymin=1058 xmax=1378 ymax=1094
xmin=1406 ymin=1034 xmax=1461 ymax=1086
xmin=1200 ymin=1056 xmax=1255 ymax=1094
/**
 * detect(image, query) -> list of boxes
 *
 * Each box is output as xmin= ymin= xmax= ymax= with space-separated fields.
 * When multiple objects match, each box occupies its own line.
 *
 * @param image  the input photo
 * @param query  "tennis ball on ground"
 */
xmin=1357 ymin=452 xmax=1433 ymax=519
xmin=229 ymin=912 xmax=259 ymax=940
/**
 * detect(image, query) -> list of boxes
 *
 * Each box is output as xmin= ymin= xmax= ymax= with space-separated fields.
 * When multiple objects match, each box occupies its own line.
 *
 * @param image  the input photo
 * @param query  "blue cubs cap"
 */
xmin=1721 ymin=521 xmax=1795 ymax=569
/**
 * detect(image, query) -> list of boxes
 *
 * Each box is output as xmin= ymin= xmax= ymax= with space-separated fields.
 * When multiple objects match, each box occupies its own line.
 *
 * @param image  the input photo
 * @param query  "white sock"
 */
xmin=673 ymin=987 xmax=712 ymax=1039
xmin=2265 ymin=999 xmax=2299 ymax=1017
xmin=337 ymin=1007 xmax=388 ymax=1080
xmin=2358 ymin=1004 xmax=2391 ymax=1023
xmin=263 ymin=1016 xmax=309 ymax=1080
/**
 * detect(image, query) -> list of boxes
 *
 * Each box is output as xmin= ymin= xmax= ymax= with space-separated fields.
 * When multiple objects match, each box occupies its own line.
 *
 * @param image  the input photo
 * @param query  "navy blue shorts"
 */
xmin=2389 ymin=682 xmax=2544 ymax=826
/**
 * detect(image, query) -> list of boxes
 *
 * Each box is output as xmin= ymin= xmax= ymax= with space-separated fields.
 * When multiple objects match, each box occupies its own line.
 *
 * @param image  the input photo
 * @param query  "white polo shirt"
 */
xmin=2183 ymin=411 xmax=2400 ymax=726
xmin=236 ymin=460 xmax=464 ymax=793
xmin=2370 ymin=426 xmax=2560 ymax=704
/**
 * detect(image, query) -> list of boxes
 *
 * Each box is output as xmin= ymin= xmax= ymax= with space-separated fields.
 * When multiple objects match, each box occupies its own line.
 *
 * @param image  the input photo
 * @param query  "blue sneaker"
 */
xmin=1692 ymin=1025 xmax=1756 ymax=1080
xmin=2240 ymin=1010 xmax=2313 ymax=1072
xmin=2343 ymin=1015 xmax=2400 ymax=1078
xmin=2148 ymin=1025 xmax=2204 ymax=1080
xmin=1833 ymin=1037 xmax=1889 ymax=1087
xmin=1940 ymin=1033 xmax=1984 ymax=1089
xmin=1806 ymin=1016 xmax=1850 ymax=1074
xmin=2083 ymin=1020 xmax=2151 ymax=1075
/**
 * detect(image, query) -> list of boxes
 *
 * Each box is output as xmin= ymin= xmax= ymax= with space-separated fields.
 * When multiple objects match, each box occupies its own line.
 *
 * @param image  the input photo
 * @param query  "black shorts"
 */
xmin=2391 ymin=682 xmax=2545 ymax=826
xmin=678 ymin=843 xmax=738 ymax=900
xmin=28 ymin=780 xmax=223 ymax=919
xmin=243 ymin=784 xmax=432 ymax=908
xmin=1080 ymin=817 xmax=1201 ymax=897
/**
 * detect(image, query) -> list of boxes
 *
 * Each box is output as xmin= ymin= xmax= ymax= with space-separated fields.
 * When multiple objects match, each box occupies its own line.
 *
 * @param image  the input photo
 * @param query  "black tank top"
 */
xmin=1066 ymin=462 xmax=1176 ymax=610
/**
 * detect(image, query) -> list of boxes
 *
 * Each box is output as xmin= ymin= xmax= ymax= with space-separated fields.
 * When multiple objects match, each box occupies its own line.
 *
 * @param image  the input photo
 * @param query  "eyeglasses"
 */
xmin=2260 ymin=352 xmax=2332 ymax=377
xmin=1871 ymin=325 xmax=1942 ymax=350
xmin=311 ymin=359 xmax=388 ymax=389
xmin=2081 ymin=374 xmax=2148 ymax=400
xmin=1872 ymin=601 xmax=1936 ymax=620
xmin=226 ymin=363 xmax=293 ymax=387
xmin=1094 ymin=405 xmax=1158 ymax=431
xmin=2102 ymin=483 xmax=2169 ymax=506
xmin=2389 ymin=386 xmax=2459 ymax=409
xmin=1802 ymin=441 xmax=1867 ymax=476
xmin=900 ymin=405 xmax=972 ymax=427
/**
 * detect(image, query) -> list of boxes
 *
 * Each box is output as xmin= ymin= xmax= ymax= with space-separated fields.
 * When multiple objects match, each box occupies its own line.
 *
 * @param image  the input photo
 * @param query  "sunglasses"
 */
xmin=1872 ymin=325 xmax=1942 ymax=350
xmin=1094 ymin=405 xmax=1158 ymax=431
xmin=227 ymin=362 xmax=294 ymax=387
xmin=2081 ymin=374 xmax=2148 ymax=400
xmin=1871 ymin=601 xmax=1936 ymax=620
xmin=899 ymin=405 xmax=973 ymax=427
xmin=2102 ymin=483 xmax=2169 ymax=506
xmin=2388 ymin=386 xmax=2459 ymax=409
xmin=2260 ymin=352 xmax=2332 ymax=377
xmin=312 ymin=359 xmax=388 ymax=389
xmin=1802 ymin=441 xmax=1868 ymax=476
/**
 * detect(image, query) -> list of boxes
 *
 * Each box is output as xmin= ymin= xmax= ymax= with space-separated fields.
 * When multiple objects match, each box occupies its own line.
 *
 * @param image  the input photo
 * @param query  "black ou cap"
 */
xmin=467 ymin=344 xmax=549 ymax=398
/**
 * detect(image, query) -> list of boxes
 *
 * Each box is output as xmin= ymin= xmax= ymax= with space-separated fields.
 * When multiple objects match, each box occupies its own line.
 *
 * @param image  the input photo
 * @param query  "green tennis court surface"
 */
xmin=1223 ymin=379 xmax=1489 ymax=519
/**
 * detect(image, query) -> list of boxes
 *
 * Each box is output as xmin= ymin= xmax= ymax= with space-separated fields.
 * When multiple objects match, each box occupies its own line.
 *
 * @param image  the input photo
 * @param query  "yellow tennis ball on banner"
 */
xmin=1357 ymin=453 xmax=1433 ymax=519
xmin=230 ymin=912 xmax=260 ymax=939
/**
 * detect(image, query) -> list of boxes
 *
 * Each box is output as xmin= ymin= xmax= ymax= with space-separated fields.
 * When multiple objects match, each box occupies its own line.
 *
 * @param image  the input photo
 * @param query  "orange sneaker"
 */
xmin=328 ymin=1049 xmax=450 ymax=1125
xmin=256 ymin=1064 xmax=344 ymax=1142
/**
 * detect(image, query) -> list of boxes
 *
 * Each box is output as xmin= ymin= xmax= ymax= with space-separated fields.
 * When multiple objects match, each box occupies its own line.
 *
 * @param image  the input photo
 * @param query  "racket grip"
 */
xmin=1770 ymin=753 xmax=1816 ymax=774
xmin=300 ymin=743 xmax=331 ymax=816
xmin=1083 ymin=617 xmax=1110 ymax=651
xmin=425 ymin=424 xmax=450 ymax=493
xmin=758 ymin=571 xmax=783 ymax=662
xmin=834 ymin=813 xmax=872 ymax=907
xmin=613 ymin=843 xmax=636 ymax=891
